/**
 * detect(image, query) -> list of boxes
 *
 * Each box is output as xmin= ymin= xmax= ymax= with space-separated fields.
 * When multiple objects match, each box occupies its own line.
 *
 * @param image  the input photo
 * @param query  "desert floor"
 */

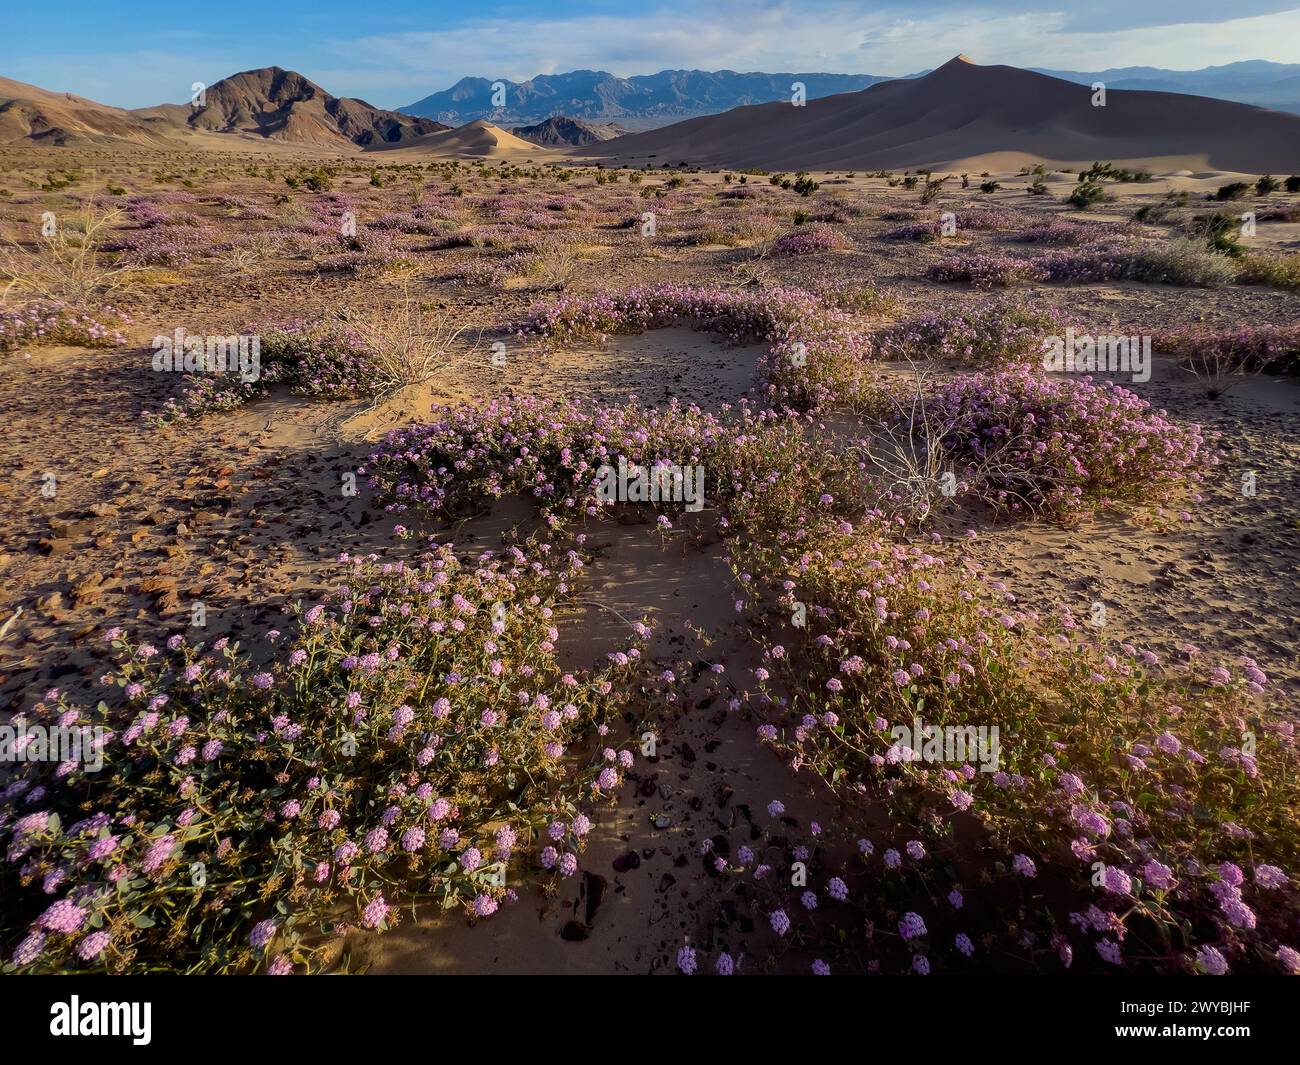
xmin=2 ymin=149 xmax=1298 ymax=973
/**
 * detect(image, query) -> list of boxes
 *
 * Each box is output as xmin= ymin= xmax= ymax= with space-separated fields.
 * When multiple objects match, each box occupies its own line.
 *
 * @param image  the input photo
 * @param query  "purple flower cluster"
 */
xmin=770 ymin=223 xmax=848 ymax=256
xmin=913 ymin=367 xmax=1213 ymax=516
xmin=0 ymin=301 xmax=130 ymax=353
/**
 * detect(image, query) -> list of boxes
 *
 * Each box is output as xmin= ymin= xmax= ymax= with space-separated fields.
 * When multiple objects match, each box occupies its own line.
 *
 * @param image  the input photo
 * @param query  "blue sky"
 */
xmin=5 ymin=1 xmax=1300 ymax=108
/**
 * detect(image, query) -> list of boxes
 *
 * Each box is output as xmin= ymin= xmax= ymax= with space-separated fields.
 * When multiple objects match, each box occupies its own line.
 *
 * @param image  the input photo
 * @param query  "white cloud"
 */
xmin=332 ymin=3 xmax=1300 ymax=106
xmin=5 ymin=1 xmax=1300 ymax=108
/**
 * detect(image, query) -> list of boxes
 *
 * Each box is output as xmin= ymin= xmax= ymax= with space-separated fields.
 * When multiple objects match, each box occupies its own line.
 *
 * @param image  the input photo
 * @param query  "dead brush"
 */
xmin=337 ymin=278 xmax=482 ymax=402
xmin=727 ymin=256 xmax=774 ymax=290
xmin=1180 ymin=346 xmax=1259 ymax=399
xmin=853 ymin=366 xmax=1042 ymax=526
xmin=528 ymin=240 xmax=582 ymax=291
xmin=222 ymin=232 xmax=279 ymax=276
xmin=0 ymin=197 xmax=134 ymax=306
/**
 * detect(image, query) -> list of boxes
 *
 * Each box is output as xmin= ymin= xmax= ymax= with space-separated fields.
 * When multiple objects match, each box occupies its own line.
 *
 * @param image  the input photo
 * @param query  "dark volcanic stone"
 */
xmin=560 ymin=920 xmax=589 ymax=942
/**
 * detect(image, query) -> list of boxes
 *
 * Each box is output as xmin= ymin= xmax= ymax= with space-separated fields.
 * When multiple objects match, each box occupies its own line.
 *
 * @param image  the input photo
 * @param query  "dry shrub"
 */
xmin=528 ymin=241 xmax=582 ymax=291
xmin=0 ymin=198 xmax=133 ymax=306
xmin=339 ymin=279 xmax=481 ymax=398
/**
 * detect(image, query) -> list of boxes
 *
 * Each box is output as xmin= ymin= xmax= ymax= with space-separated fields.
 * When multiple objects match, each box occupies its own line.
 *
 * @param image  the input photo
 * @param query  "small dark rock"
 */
xmin=560 ymin=920 xmax=589 ymax=942
xmin=583 ymin=871 xmax=607 ymax=924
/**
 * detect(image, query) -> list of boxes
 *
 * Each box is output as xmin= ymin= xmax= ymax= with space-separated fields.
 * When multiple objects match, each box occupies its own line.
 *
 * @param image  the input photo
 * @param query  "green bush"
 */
xmin=1214 ymin=182 xmax=1251 ymax=201
xmin=1187 ymin=211 xmax=1245 ymax=257
xmin=1067 ymin=180 xmax=1105 ymax=209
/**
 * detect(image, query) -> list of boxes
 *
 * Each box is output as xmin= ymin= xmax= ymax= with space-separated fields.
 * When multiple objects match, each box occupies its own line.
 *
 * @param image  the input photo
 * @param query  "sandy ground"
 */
xmin=2 ymin=150 xmax=1298 ymax=972
xmin=958 ymin=360 xmax=1300 ymax=696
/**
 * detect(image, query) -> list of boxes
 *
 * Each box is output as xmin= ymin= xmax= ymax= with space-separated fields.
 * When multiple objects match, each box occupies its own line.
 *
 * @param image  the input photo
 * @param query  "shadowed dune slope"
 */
xmin=586 ymin=55 xmax=1300 ymax=173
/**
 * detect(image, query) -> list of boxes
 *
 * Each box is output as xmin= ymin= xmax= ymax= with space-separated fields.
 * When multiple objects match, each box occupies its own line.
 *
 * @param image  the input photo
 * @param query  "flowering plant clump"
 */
xmin=368 ymin=209 xmax=458 ymax=236
xmin=909 ymin=368 xmax=1214 ymax=517
xmin=314 ymin=228 xmax=409 ymax=275
xmin=519 ymin=282 xmax=878 ymax=409
xmin=1013 ymin=219 xmax=1135 ymax=246
xmin=1030 ymin=245 xmax=1133 ymax=283
xmin=1 ymin=544 xmax=641 ymax=973
xmin=770 ymin=223 xmax=849 ymax=256
xmin=1156 ymin=322 xmax=1300 ymax=378
xmin=927 ymin=240 xmax=1234 ymax=289
xmin=102 ymin=225 xmax=215 ymax=267
xmin=270 ymin=322 xmax=391 ymax=399
xmin=123 ymin=199 xmax=171 ymax=228
xmin=952 ymin=208 xmax=1016 ymax=231
xmin=881 ymin=209 xmax=1012 ymax=243
xmin=1028 ymin=240 xmax=1237 ymax=288
xmin=364 ymin=395 xmax=842 ymax=528
xmin=145 ymin=320 xmax=381 ymax=424
xmin=717 ymin=445 xmax=1297 ymax=973
xmin=0 ymin=300 xmax=130 ymax=353
xmin=873 ymin=299 xmax=1070 ymax=368
xmin=926 ymin=253 xmax=1047 ymax=287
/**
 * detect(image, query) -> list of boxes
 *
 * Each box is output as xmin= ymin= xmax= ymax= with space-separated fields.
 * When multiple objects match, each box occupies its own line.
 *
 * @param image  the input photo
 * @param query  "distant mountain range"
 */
xmin=1030 ymin=61 xmax=1300 ymax=115
xmin=509 ymin=116 xmax=625 ymax=147
xmin=399 ymin=70 xmax=893 ymax=127
xmin=400 ymin=61 xmax=1300 ymax=126
xmin=5 ymin=59 xmax=1299 ymax=173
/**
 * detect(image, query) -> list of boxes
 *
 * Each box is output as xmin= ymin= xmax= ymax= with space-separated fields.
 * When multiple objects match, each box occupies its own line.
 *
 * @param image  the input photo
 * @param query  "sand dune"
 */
xmin=586 ymin=55 xmax=1300 ymax=173
xmin=380 ymin=119 xmax=554 ymax=158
